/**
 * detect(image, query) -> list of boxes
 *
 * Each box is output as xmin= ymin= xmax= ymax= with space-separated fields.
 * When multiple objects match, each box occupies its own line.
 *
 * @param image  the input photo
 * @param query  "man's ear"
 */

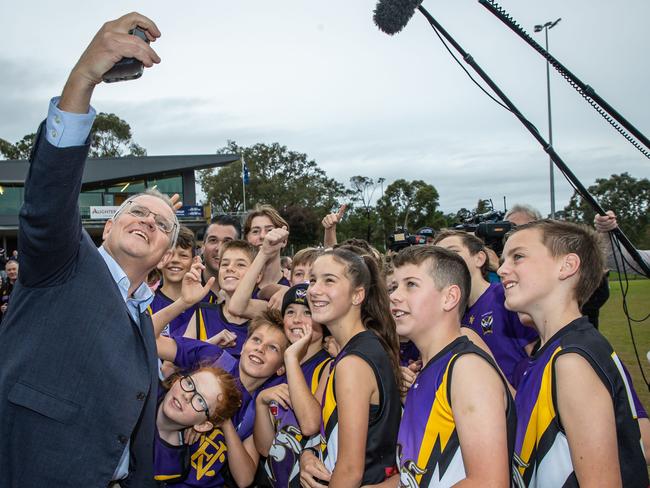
xmin=559 ymin=253 xmax=580 ymax=281
xmin=102 ymin=219 xmax=114 ymax=242
xmin=192 ymin=420 xmax=214 ymax=434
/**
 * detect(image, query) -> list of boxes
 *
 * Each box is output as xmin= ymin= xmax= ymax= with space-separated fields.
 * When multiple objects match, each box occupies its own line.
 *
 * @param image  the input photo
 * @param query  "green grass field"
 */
xmin=599 ymin=278 xmax=650 ymax=410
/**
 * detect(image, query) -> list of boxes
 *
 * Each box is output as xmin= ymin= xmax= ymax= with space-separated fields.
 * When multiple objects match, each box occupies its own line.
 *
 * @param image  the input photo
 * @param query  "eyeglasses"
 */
xmin=119 ymin=201 xmax=178 ymax=235
xmin=179 ymin=375 xmax=210 ymax=419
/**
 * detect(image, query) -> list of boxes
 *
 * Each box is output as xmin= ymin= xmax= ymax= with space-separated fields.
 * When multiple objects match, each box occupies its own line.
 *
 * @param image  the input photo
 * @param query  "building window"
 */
xmin=147 ymin=176 xmax=183 ymax=202
xmin=0 ymin=186 xmax=24 ymax=216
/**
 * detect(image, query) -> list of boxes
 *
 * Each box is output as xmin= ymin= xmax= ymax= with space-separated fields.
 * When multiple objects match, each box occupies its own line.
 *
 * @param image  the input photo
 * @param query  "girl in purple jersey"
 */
xmin=434 ymin=230 xmax=538 ymax=386
xmin=299 ymin=248 xmax=402 ymax=488
xmin=154 ymin=366 xmax=241 ymax=485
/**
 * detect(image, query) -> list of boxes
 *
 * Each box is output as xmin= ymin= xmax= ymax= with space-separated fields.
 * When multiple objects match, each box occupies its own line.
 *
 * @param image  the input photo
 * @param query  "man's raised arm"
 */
xmin=18 ymin=13 xmax=161 ymax=287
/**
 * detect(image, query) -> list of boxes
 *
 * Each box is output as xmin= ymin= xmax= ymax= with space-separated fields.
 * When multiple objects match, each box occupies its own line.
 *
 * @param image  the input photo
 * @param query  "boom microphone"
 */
xmin=373 ymin=0 xmax=424 ymax=35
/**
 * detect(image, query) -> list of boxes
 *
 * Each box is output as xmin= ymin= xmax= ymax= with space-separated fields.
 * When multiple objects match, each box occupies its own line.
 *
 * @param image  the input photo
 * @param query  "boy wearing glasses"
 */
xmin=154 ymin=269 xmax=289 ymax=488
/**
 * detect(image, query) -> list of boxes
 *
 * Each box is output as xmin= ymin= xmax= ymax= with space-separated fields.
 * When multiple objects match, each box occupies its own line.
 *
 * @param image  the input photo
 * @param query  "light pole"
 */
xmin=534 ymin=18 xmax=561 ymax=219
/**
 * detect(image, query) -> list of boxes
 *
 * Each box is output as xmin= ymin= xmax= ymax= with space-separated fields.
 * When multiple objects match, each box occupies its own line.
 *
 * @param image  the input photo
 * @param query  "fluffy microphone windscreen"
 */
xmin=373 ymin=0 xmax=424 ymax=35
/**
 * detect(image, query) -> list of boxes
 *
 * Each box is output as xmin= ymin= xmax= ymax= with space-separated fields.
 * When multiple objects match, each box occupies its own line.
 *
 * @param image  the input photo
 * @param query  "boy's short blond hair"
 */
xmin=220 ymin=239 xmax=258 ymax=264
xmin=507 ymin=219 xmax=604 ymax=307
xmin=248 ymin=309 xmax=290 ymax=352
xmin=292 ymin=247 xmax=322 ymax=269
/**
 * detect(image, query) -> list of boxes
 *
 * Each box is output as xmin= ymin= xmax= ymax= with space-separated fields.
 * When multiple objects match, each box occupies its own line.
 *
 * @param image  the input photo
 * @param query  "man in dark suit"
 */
xmin=0 ymin=13 xmax=173 ymax=488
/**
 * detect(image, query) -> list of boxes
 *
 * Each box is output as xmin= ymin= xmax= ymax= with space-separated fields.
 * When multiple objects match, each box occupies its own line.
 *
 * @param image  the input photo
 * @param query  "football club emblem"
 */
xmin=480 ymin=312 xmax=494 ymax=334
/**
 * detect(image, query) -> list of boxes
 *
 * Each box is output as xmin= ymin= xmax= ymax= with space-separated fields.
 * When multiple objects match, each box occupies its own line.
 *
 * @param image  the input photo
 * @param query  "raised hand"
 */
xmin=258 ymin=383 xmax=292 ymax=410
xmin=180 ymin=256 xmax=214 ymax=307
xmin=321 ymin=204 xmax=347 ymax=230
xmin=285 ymin=322 xmax=313 ymax=364
xmin=60 ymin=12 xmax=162 ymax=113
xmin=261 ymin=226 xmax=289 ymax=257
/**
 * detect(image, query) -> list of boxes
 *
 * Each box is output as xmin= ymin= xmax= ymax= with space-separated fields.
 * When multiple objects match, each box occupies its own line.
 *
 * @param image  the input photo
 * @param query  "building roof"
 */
xmin=0 ymin=153 xmax=240 ymax=186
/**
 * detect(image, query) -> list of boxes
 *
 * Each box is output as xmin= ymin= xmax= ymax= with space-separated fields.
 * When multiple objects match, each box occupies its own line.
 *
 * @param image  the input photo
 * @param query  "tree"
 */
xmin=1 ymin=113 xmax=146 ymax=159
xmin=376 ymin=179 xmax=446 ymax=241
xmin=349 ymin=176 xmax=385 ymax=243
xmin=90 ymin=112 xmax=147 ymax=157
xmin=0 ymin=133 xmax=36 ymax=159
xmin=200 ymin=140 xmax=348 ymax=214
xmin=563 ymin=172 xmax=650 ymax=247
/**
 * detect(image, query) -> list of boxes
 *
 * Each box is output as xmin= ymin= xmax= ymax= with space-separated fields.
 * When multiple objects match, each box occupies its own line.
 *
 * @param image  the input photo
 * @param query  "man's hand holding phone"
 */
xmin=60 ymin=12 xmax=161 ymax=114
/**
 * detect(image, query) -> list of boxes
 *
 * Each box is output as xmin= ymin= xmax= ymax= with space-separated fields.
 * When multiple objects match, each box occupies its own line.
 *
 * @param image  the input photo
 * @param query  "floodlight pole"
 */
xmin=534 ymin=18 xmax=561 ymax=219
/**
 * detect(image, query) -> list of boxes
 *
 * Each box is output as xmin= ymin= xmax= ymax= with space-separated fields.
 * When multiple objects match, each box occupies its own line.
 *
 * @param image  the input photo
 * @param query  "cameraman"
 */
xmin=0 ymin=260 xmax=18 ymax=323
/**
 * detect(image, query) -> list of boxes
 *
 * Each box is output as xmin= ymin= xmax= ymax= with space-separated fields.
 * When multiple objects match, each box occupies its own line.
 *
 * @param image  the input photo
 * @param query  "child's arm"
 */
xmin=328 ymin=355 xmax=375 ymax=488
xmin=152 ymin=257 xmax=214 ymax=338
xmin=451 ymin=353 xmax=510 ymax=487
xmin=253 ymin=383 xmax=291 ymax=456
xmin=228 ymin=227 xmax=288 ymax=318
xmin=555 ymin=353 xmax=622 ymax=487
xmin=322 ymin=205 xmax=346 ymax=248
xmin=284 ymin=324 xmax=323 ymax=436
xmin=222 ymin=419 xmax=260 ymax=488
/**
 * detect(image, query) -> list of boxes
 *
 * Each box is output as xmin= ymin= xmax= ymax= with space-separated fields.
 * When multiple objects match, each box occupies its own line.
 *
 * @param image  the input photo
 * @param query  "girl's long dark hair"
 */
xmin=326 ymin=248 xmax=401 ymax=387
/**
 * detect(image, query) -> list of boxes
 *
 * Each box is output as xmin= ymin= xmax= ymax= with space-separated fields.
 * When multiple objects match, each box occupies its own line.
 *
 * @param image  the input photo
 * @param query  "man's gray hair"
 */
xmin=505 ymin=204 xmax=542 ymax=223
xmin=112 ymin=189 xmax=180 ymax=248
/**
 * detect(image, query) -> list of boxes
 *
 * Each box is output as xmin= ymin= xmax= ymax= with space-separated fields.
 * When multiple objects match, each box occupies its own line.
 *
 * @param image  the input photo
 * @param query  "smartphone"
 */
xmin=102 ymin=28 xmax=149 ymax=83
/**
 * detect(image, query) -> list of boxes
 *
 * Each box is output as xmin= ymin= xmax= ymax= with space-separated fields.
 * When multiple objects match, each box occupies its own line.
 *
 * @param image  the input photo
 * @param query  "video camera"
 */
xmin=388 ymin=227 xmax=428 ymax=252
xmin=453 ymin=208 xmax=512 ymax=255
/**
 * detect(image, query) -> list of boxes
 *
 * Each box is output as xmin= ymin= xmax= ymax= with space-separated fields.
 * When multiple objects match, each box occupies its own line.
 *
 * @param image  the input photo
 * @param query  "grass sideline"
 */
xmin=599 ymin=278 xmax=650 ymax=410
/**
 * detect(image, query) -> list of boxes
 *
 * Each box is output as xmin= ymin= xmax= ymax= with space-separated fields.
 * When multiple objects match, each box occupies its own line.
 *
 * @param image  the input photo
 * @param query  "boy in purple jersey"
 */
xmin=150 ymin=226 xmax=197 ymax=338
xmin=434 ymin=230 xmax=537 ymax=386
xmin=154 ymin=366 xmax=241 ymax=484
xmin=499 ymin=220 xmax=648 ymax=486
xmin=185 ymin=240 xmax=265 ymax=357
xmin=155 ymin=307 xmax=289 ymax=487
xmin=253 ymin=284 xmax=332 ymax=487
xmin=382 ymin=245 xmax=516 ymax=488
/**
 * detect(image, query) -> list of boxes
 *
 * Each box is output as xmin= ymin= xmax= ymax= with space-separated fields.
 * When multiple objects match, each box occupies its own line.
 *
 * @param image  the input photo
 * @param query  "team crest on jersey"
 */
xmin=191 ymin=429 xmax=227 ymax=480
xmin=480 ymin=312 xmax=494 ymax=334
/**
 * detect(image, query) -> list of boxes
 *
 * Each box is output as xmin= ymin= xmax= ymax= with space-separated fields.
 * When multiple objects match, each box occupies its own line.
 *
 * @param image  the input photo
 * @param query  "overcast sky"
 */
xmin=1 ymin=0 xmax=648 ymax=216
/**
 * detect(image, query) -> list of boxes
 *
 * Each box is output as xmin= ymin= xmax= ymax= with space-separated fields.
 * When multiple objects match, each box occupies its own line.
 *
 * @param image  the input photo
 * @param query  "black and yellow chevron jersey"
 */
xmin=515 ymin=316 xmax=648 ymax=487
xmin=396 ymin=335 xmax=518 ymax=487
xmin=320 ymin=330 xmax=401 ymax=485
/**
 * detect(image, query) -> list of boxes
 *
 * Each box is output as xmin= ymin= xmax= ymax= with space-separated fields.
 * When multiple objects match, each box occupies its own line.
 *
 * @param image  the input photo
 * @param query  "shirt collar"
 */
xmin=98 ymin=245 xmax=154 ymax=311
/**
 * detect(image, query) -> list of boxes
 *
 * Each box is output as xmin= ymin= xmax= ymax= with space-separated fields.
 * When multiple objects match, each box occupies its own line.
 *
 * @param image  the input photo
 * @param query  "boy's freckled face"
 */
xmin=498 ymin=229 xmax=558 ymax=313
xmin=240 ymin=325 xmax=288 ymax=379
xmin=389 ymin=262 xmax=442 ymax=340
xmin=218 ymin=249 xmax=252 ymax=294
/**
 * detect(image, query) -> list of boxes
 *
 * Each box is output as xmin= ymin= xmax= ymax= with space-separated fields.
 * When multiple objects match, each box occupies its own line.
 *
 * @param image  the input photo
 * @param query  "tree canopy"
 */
xmin=563 ymin=172 xmax=650 ymax=248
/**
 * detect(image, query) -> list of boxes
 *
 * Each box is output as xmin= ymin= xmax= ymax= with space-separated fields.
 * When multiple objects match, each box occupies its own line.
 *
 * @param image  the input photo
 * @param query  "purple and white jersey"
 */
xmin=262 ymin=350 xmax=332 ymax=488
xmin=515 ymin=317 xmax=648 ymax=487
xmin=195 ymin=303 xmax=249 ymax=357
xmin=397 ymin=336 xmax=516 ymax=487
xmin=462 ymin=282 xmax=537 ymax=385
xmin=150 ymin=289 xmax=195 ymax=337
xmin=170 ymin=337 xmax=257 ymax=487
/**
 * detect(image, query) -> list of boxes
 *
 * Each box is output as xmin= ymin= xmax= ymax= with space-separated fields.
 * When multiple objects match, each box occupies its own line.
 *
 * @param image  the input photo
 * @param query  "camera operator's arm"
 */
xmin=322 ymin=204 xmax=346 ymax=248
xmin=594 ymin=211 xmax=650 ymax=272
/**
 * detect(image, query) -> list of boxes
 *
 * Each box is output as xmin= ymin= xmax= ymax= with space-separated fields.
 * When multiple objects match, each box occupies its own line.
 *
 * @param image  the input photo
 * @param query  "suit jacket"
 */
xmin=0 ymin=123 xmax=159 ymax=488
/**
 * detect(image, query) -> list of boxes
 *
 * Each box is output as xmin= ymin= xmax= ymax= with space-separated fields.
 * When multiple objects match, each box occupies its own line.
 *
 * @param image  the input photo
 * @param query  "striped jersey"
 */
xmin=397 ymin=336 xmax=517 ymax=487
xmin=515 ymin=316 xmax=648 ymax=487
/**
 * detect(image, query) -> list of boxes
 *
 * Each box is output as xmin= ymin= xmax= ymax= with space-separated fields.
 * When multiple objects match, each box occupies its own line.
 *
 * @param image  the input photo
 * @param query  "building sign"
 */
xmin=176 ymin=205 xmax=204 ymax=218
xmin=90 ymin=206 xmax=120 ymax=219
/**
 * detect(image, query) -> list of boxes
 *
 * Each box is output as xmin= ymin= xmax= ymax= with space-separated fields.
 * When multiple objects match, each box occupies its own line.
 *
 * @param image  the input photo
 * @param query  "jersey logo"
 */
xmin=480 ymin=312 xmax=494 ymax=334
xmin=266 ymin=425 xmax=303 ymax=483
xmin=191 ymin=429 xmax=227 ymax=480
